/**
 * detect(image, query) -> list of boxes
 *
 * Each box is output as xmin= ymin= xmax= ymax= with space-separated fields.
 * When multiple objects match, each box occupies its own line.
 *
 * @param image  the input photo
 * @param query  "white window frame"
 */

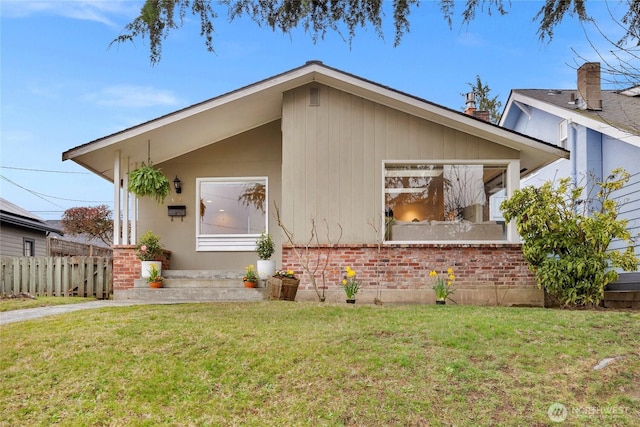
xmin=196 ymin=176 xmax=268 ymax=252
xmin=382 ymin=159 xmax=520 ymax=244
xmin=559 ymin=119 xmax=568 ymax=149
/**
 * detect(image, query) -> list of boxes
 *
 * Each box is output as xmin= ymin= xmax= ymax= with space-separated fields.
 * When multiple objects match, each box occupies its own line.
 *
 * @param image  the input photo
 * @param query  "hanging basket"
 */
xmin=267 ymin=276 xmax=300 ymax=301
xmin=128 ymin=162 xmax=171 ymax=204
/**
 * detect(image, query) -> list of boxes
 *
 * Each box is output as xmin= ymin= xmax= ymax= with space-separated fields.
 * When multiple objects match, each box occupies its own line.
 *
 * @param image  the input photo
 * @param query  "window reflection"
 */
xmin=198 ymin=179 xmax=266 ymax=235
xmin=384 ymin=163 xmax=507 ymax=241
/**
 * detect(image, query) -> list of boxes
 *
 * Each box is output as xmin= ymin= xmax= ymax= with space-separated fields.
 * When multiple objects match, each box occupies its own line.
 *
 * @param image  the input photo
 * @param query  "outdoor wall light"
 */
xmin=173 ymin=176 xmax=182 ymax=194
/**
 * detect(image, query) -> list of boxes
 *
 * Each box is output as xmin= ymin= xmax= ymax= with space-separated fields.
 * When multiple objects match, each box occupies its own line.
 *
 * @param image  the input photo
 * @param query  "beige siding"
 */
xmin=281 ymin=83 xmax=518 ymax=244
xmin=134 ymin=120 xmax=283 ymax=270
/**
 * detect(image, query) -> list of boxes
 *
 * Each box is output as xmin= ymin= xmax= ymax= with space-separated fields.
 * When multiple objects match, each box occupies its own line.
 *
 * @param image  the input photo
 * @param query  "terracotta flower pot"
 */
xmin=244 ymin=281 xmax=257 ymax=288
xmin=149 ymin=281 xmax=163 ymax=289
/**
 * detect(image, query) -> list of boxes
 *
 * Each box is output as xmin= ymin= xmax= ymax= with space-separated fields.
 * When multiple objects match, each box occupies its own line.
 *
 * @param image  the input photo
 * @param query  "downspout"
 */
xmin=568 ymin=120 xmax=578 ymax=187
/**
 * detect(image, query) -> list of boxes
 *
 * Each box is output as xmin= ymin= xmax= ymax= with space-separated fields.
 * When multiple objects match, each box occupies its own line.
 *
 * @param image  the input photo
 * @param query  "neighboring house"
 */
xmin=62 ymin=61 xmax=568 ymax=305
xmin=0 ymin=198 xmax=62 ymax=257
xmin=500 ymin=62 xmax=640 ymax=274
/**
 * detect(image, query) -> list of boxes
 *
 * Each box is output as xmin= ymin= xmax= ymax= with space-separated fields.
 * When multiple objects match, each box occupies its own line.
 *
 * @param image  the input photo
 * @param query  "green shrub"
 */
xmin=256 ymin=232 xmax=275 ymax=260
xmin=500 ymin=168 xmax=638 ymax=307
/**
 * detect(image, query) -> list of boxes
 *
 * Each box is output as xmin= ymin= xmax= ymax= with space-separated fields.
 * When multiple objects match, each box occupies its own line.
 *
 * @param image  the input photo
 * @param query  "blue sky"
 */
xmin=0 ymin=0 xmax=630 ymax=219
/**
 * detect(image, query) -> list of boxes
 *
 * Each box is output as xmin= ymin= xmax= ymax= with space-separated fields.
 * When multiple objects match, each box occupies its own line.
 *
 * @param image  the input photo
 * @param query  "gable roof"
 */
xmin=501 ymin=88 xmax=640 ymax=148
xmin=0 ymin=198 xmax=62 ymax=234
xmin=63 ymin=61 xmax=568 ymax=179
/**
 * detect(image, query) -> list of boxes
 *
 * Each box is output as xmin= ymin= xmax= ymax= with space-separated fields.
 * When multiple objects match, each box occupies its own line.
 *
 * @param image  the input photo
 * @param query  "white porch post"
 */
xmin=113 ymin=151 xmax=121 ymax=246
xmin=122 ymin=157 xmax=130 ymax=245
xmin=130 ymin=166 xmax=137 ymax=245
xmin=506 ymin=160 xmax=520 ymax=243
xmin=113 ymin=152 xmax=137 ymax=245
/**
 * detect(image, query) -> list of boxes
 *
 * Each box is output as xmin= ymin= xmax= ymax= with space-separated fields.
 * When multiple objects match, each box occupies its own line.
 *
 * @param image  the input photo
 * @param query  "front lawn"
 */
xmin=1 ymin=302 xmax=638 ymax=426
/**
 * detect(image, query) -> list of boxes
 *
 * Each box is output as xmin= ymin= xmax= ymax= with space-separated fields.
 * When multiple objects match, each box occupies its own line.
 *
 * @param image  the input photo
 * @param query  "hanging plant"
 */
xmin=127 ymin=162 xmax=171 ymax=204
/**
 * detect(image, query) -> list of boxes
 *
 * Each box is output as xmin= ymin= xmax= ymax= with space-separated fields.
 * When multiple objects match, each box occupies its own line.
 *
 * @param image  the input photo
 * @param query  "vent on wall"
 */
xmin=309 ymin=87 xmax=320 ymax=106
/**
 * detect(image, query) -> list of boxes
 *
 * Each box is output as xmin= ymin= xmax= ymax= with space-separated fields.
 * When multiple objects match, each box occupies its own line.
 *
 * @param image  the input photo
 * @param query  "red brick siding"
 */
xmin=112 ymin=245 xmax=171 ymax=291
xmin=282 ymin=243 xmax=535 ymax=292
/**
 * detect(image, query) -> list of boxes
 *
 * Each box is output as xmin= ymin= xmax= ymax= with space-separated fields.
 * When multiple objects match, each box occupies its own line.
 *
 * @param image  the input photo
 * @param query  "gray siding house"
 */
xmin=0 ymin=198 xmax=62 ymax=257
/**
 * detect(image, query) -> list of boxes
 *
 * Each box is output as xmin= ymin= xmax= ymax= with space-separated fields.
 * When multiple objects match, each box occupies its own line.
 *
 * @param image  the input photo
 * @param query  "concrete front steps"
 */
xmin=604 ymin=272 xmax=640 ymax=309
xmin=114 ymin=270 xmax=267 ymax=303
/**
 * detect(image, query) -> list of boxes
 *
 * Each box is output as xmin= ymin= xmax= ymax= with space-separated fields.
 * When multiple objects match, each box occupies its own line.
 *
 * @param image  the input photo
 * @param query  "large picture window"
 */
xmin=384 ymin=162 xmax=510 ymax=242
xmin=196 ymin=177 xmax=267 ymax=251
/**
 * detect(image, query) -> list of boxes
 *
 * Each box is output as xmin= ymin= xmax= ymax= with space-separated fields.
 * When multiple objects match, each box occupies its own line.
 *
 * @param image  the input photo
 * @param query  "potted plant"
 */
xmin=341 ymin=266 xmax=361 ymax=303
xmin=243 ymin=264 xmax=258 ymax=288
xmin=128 ymin=162 xmax=171 ymax=204
xmin=267 ymin=269 xmax=300 ymax=301
xmin=146 ymin=264 xmax=164 ymax=288
xmin=256 ymin=231 xmax=275 ymax=281
xmin=431 ymin=267 xmax=455 ymax=304
xmin=136 ymin=230 xmax=164 ymax=278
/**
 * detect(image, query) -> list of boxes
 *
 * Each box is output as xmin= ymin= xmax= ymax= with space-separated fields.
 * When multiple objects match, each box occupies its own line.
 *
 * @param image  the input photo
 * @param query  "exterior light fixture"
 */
xmin=173 ymin=176 xmax=182 ymax=194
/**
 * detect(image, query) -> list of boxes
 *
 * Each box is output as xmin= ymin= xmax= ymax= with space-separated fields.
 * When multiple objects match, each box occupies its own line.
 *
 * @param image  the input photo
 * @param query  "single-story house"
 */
xmin=0 ymin=198 xmax=62 ymax=257
xmin=62 ymin=61 xmax=568 ymax=305
xmin=500 ymin=62 xmax=640 ymax=279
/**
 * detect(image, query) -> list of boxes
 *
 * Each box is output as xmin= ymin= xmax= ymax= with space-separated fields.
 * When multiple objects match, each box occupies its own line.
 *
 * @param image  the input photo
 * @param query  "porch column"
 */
xmin=112 ymin=152 xmax=140 ymax=294
xmin=113 ymin=150 xmax=121 ymax=245
xmin=122 ymin=157 xmax=130 ymax=245
xmin=506 ymin=160 xmax=520 ymax=243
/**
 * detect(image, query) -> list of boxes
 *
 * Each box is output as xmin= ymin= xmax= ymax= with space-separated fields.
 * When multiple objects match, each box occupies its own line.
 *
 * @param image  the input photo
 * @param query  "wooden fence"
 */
xmin=0 ymin=256 xmax=112 ymax=299
xmin=48 ymin=237 xmax=113 ymax=257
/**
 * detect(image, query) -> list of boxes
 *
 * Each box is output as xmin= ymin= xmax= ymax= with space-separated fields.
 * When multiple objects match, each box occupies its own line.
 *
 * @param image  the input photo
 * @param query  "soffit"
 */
xmin=63 ymin=62 xmax=567 ymax=181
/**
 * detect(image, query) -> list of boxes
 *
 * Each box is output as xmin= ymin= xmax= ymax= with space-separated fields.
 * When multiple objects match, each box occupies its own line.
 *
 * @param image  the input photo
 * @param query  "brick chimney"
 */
xmin=473 ymin=110 xmax=490 ymax=122
xmin=577 ymin=62 xmax=602 ymax=110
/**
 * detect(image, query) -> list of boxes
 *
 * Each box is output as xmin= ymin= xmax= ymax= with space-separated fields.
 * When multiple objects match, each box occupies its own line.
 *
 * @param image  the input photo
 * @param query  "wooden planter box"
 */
xmin=267 ymin=276 xmax=300 ymax=301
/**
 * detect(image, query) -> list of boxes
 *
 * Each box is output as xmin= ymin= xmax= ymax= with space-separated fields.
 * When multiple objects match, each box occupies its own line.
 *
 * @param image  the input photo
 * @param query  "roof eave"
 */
xmin=0 ymin=215 xmax=63 ymax=234
xmin=63 ymin=62 xmax=568 ymax=180
xmin=502 ymin=91 xmax=640 ymax=148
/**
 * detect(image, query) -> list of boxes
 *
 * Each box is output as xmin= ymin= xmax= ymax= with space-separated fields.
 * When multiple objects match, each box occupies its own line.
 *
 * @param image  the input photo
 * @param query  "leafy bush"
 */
xmin=135 ymin=230 xmax=164 ymax=261
xmin=500 ymin=168 xmax=638 ymax=307
xmin=256 ymin=232 xmax=275 ymax=260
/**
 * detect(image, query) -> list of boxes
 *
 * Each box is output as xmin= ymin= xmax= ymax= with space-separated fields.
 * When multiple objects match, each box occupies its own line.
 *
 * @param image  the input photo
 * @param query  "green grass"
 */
xmin=0 ymin=296 xmax=96 ymax=312
xmin=1 ymin=302 xmax=638 ymax=426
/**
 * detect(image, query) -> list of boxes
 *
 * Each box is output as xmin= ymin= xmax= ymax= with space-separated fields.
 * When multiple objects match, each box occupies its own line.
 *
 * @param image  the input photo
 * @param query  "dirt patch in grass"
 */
xmin=0 ymin=295 xmax=96 ymax=312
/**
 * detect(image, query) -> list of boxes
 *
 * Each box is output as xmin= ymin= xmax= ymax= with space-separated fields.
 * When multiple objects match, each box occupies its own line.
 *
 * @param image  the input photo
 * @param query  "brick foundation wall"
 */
xmin=282 ymin=243 xmax=541 ymax=306
xmin=112 ymin=245 xmax=171 ymax=291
